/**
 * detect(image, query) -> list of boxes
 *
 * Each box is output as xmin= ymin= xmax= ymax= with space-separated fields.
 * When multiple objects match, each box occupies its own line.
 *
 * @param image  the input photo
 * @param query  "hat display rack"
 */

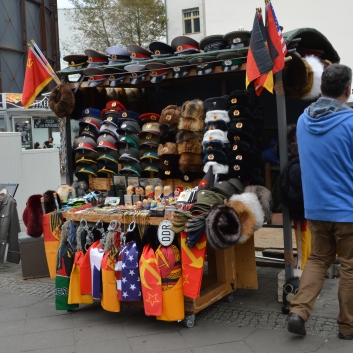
xmin=55 ymin=19 xmax=341 ymax=327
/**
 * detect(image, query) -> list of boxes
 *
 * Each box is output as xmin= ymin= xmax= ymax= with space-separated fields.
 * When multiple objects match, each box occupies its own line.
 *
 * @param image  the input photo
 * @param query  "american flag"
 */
xmin=269 ymin=2 xmax=287 ymax=55
xmin=116 ymin=241 xmax=141 ymax=301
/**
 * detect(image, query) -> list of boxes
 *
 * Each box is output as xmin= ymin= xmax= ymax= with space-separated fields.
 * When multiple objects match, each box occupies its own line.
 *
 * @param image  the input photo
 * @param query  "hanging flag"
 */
xmin=90 ymin=244 xmax=104 ymax=300
xmin=22 ymin=46 xmax=53 ymax=108
xmin=181 ymin=231 xmax=207 ymax=299
xmin=245 ymin=9 xmax=274 ymax=96
xmin=265 ymin=1 xmax=287 ymax=74
xmin=139 ymin=244 xmax=162 ymax=316
xmin=156 ymin=244 xmax=184 ymax=322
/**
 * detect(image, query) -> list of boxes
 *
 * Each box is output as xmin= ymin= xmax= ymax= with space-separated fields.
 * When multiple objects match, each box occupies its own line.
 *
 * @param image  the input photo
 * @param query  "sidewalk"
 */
xmin=0 ymin=260 xmax=348 ymax=353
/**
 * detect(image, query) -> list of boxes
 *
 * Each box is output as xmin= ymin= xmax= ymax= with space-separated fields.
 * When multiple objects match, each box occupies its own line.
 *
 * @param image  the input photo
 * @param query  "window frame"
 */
xmin=182 ymin=7 xmax=200 ymax=35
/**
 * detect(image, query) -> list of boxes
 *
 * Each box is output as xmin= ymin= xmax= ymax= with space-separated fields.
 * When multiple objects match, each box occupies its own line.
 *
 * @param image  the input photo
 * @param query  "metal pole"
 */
xmin=274 ymin=70 xmax=294 ymax=280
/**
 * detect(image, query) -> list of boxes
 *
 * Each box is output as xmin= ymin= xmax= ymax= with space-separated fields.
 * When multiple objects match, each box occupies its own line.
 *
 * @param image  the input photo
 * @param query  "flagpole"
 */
xmin=27 ymin=44 xmax=60 ymax=84
xmin=30 ymin=40 xmax=61 ymax=85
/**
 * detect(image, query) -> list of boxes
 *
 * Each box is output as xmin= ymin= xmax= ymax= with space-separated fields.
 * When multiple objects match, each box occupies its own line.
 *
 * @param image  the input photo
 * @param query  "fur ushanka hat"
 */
xmin=176 ymin=130 xmax=203 ymax=144
xmin=229 ymin=192 xmax=264 ymax=231
xmin=49 ymin=84 xmax=75 ymax=118
xmin=206 ymin=204 xmax=241 ymax=250
xmin=159 ymin=105 xmax=181 ymax=125
xmin=177 ymin=140 xmax=202 ymax=154
xmin=244 ymin=185 xmax=273 ymax=223
xmin=23 ymin=194 xmax=44 ymax=238
xmin=178 ymin=117 xmax=205 ymax=131
xmin=226 ymin=199 xmax=256 ymax=244
xmin=181 ymin=99 xmax=205 ymax=119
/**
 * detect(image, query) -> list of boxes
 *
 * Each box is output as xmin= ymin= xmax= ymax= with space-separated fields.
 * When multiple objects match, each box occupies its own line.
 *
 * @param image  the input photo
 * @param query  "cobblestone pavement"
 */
xmin=0 ymin=262 xmax=340 ymax=338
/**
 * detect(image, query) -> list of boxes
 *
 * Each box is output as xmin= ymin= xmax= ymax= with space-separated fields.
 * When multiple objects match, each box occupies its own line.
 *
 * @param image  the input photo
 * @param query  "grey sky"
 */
xmin=57 ymin=0 xmax=74 ymax=8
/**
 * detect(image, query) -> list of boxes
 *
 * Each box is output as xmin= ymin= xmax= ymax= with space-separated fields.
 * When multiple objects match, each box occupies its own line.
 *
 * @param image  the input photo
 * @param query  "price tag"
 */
xmin=158 ymin=220 xmax=175 ymax=246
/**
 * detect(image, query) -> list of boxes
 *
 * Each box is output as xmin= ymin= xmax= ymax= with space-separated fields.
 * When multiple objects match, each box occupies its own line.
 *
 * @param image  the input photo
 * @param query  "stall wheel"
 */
xmin=226 ymin=293 xmax=234 ymax=303
xmin=184 ymin=314 xmax=195 ymax=328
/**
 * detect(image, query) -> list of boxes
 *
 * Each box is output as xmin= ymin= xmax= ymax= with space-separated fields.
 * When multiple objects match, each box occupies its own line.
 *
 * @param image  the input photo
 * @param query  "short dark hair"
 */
xmin=321 ymin=64 xmax=352 ymax=98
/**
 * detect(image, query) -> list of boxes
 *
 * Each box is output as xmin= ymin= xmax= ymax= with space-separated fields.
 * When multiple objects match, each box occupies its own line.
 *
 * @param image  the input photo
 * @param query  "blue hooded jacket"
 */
xmin=297 ymin=98 xmax=353 ymax=222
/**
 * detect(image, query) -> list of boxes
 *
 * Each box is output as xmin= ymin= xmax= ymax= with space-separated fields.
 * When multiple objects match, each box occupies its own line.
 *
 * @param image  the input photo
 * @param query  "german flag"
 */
xmin=246 ymin=9 xmax=274 ymax=96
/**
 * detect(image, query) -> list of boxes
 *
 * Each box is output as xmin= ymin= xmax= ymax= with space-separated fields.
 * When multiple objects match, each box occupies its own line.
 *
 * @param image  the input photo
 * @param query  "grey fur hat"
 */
xmin=206 ymin=204 xmax=241 ymax=249
xmin=244 ymin=185 xmax=273 ymax=223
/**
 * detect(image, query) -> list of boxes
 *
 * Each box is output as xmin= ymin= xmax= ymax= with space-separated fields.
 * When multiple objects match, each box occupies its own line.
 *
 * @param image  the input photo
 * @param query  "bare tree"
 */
xmin=61 ymin=0 xmax=167 ymax=54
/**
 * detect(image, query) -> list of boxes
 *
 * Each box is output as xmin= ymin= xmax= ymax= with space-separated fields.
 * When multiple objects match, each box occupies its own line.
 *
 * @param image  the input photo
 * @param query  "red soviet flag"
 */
xmin=139 ymin=244 xmax=162 ymax=316
xmin=22 ymin=47 xmax=52 ymax=108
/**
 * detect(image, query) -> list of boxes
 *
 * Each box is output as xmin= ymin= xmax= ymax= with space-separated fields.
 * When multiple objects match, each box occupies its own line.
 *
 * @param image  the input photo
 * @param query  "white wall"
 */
xmin=166 ymin=0 xmax=353 ymax=69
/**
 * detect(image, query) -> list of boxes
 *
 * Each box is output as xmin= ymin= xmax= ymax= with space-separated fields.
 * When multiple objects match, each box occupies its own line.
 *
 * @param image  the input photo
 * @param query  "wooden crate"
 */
xmin=88 ymin=175 xmax=113 ymax=192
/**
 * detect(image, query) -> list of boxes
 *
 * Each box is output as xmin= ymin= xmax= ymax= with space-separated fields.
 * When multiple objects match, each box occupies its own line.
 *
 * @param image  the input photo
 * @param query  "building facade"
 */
xmin=165 ymin=0 xmax=353 ymax=69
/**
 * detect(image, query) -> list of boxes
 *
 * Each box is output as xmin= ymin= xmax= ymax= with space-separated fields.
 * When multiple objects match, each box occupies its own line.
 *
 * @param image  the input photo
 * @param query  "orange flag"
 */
xmin=22 ymin=47 xmax=53 ymax=108
xmin=139 ymin=244 xmax=162 ymax=316
xmin=181 ymin=231 xmax=207 ymax=299
xmin=156 ymin=245 xmax=184 ymax=322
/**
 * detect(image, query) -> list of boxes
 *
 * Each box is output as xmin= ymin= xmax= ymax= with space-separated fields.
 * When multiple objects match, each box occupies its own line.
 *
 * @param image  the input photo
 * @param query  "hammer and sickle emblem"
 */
xmin=27 ymin=58 xmax=34 ymax=68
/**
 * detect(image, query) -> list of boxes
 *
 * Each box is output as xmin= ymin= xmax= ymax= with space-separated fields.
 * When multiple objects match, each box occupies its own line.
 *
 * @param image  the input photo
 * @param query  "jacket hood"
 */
xmin=302 ymin=108 xmax=353 ymax=135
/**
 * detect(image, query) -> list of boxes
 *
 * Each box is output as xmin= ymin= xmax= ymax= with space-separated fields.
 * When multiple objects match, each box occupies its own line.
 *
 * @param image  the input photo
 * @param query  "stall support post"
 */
xmin=274 ymin=71 xmax=294 ymax=280
xmin=65 ymin=115 xmax=73 ymax=185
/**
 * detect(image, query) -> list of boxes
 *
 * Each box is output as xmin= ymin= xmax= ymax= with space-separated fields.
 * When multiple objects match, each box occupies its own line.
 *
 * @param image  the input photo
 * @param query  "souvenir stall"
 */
xmin=47 ymin=23 xmax=340 ymax=327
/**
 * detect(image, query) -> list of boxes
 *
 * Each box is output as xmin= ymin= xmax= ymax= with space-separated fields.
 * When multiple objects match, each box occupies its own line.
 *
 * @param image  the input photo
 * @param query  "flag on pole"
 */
xmin=21 ymin=46 xmax=53 ymax=108
xmin=245 ymin=9 xmax=274 ymax=96
xmin=265 ymin=1 xmax=287 ymax=74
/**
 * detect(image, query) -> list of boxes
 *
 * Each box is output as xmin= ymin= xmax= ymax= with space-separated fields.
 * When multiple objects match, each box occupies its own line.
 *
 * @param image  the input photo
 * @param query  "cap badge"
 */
xmin=99 ymin=141 xmax=104 ymax=145
xmin=84 ymin=126 xmax=89 ymax=131
xmin=131 ymin=72 xmax=137 ymax=77
xmin=213 ymin=101 xmax=216 ymax=105
xmin=111 ymin=54 xmax=117 ymax=59
xmin=151 ymin=115 xmax=156 ymax=120
xmin=104 ymin=124 xmax=109 ymax=128
xmin=131 ymin=52 xmax=136 ymax=58
xmin=236 ymin=155 xmax=243 ymax=160
xmin=122 ymin=124 xmax=127 ymax=128
xmin=165 ymin=170 xmax=171 ymax=175
xmin=231 ymin=98 xmax=237 ymax=104
xmin=209 ymin=136 xmax=214 ymax=140
xmin=163 ymin=147 xmax=168 ymax=153
xmin=107 ymin=116 xmax=113 ymax=121
xmin=147 ymin=152 xmax=151 ymax=156
xmin=155 ymin=50 xmax=161 ymax=55
xmin=78 ymin=142 xmax=84 ymax=147
xmin=184 ymin=175 xmax=189 ymax=181
xmin=181 ymin=193 xmax=186 ymax=197
xmin=208 ymin=154 xmax=214 ymax=160
xmin=234 ymin=136 xmax=240 ymax=141
xmin=174 ymin=67 xmax=180 ymax=72
xmin=233 ymin=38 xmax=241 ymax=43
xmin=164 ymin=160 xmax=169 ymax=165
xmin=234 ymin=165 xmax=240 ymax=170
xmin=122 ymin=112 xmax=127 ymax=118
xmin=88 ymin=57 xmax=93 ymax=62
xmin=86 ymin=118 xmax=91 ymax=122
xmin=177 ymin=45 xmax=183 ymax=51
xmin=233 ymin=145 xmax=238 ymax=151
xmin=225 ymin=60 xmax=232 ymax=66
xmin=70 ymin=61 xmax=74 ymax=65
xmin=146 ymin=123 xmax=153 ymax=129
xmin=109 ymin=75 xmax=115 ymax=80
xmin=213 ymin=115 xmax=218 ymax=120
xmin=151 ymin=71 xmax=157 ymax=76
xmin=209 ymin=126 xmax=215 ymax=130
xmin=233 ymin=110 xmax=240 ymax=116
xmin=166 ymin=115 xmax=172 ymax=121
xmin=198 ymin=57 xmax=202 ymax=63
xmin=112 ymin=102 xmax=116 ymax=107
xmin=207 ymin=146 xmax=213 ymax=150
xmin=236 ymin=122 xmax=243 ymax=128
xmin=146 ymin=133 xmax=152 ymax=140
xmin=85 ymin=109 xmax=89 ymax=114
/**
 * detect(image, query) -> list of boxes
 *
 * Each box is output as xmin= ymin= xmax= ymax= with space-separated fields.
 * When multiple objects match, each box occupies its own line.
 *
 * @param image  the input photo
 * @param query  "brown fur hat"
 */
xmin=181 ymin=99 xmax=205 ymax=120
xmin=178 ymin=117 xmax=205 ymax=131
xmin=158 ymin=142 xmax=178 ymax=156
xmin=206 ymin=204 xmax=241 ymax=249
xmin=179 ymin=152 xmax=203 ymax=173
xmin=160 ymin=105 xmax=181 ymax=125
xmin=177 ymin=140 xmax=202 ymax=154
xmin=49 ymin=84 xmax=75 ymax=118
xmin=176 ymin=130 xmax=203 ymax=144
xmin=245 ymin=185 xmax=273 ymax=223
xmin=226 ymin=199 xmax=255 ymax=244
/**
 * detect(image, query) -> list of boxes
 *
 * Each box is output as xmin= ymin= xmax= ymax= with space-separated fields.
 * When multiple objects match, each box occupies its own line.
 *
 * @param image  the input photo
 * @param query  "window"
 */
xmin=183 ymin=8 xmax=200 ymax=34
